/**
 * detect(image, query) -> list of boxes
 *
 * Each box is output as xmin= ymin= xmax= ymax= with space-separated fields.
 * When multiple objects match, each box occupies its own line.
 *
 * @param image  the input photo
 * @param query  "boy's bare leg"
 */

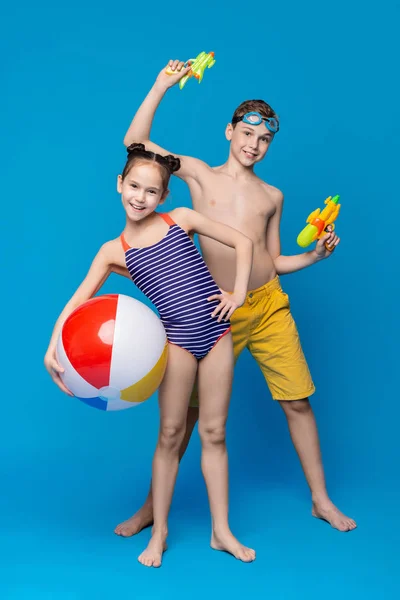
xmin=279 ymin=399 xmax=357 ymax=532
xmin=114 ymin=406 xmax=199 ymax=537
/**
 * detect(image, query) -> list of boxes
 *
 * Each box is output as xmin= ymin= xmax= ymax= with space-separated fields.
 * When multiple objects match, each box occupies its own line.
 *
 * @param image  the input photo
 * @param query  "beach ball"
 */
xmin=56 ymin=294 xmax=168 ymax=411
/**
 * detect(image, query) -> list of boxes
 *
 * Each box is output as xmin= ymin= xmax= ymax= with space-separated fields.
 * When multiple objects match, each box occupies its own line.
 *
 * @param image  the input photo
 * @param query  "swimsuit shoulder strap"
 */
xmin=120 ymin=233 xmax=131 ymax=252
xmin=120 ymin=213 xmax=175 ymax=252
xmin=159 ymin=213 xmax=176 ymax=226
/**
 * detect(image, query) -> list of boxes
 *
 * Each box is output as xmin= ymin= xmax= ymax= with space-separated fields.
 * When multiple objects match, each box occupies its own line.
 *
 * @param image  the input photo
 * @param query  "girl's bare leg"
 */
xmin=197 ymin=333 xmax=255 ymax=563
xmin=138 ymin=345 xmax=197 ymax=568
xmin=114 ymin=406 xmax=199 ymax=537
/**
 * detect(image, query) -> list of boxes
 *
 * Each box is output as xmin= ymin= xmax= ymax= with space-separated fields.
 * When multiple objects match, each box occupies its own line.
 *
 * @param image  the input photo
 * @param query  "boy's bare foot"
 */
xmin=211 ymin=529 xmax=256 ymax=562
xmin=312 ymin=500 xmax=357 ymax=532
xmin=114 ymin=505 xmax=153 ymax=537
xmin=138 ymin=534 xmax=167 ymax=568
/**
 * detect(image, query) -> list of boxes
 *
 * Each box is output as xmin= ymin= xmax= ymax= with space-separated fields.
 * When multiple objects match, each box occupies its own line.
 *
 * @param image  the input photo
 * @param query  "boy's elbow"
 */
xmin=123 ymin=134 xmax=136 ymax=147
xmin=123 ymin=133 xmax=150 ymax=148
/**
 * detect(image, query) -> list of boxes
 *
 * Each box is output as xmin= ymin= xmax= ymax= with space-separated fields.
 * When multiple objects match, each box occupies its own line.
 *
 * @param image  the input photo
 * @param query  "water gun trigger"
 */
xmin=324 ymin=220 xmax=336 ymax=230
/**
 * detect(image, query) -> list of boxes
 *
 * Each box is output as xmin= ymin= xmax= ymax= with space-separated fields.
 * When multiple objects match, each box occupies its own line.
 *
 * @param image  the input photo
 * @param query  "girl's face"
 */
xmin=118 ymin=162 xmax=168 ymax=222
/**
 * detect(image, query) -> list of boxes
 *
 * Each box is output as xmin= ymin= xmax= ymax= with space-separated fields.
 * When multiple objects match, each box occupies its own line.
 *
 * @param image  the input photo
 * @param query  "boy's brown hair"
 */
xmin=231 ymin=100 xmax=278 ymax=127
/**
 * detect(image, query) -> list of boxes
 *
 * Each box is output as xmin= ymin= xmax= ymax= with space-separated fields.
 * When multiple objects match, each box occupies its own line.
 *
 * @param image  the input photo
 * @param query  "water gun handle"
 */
xmin=178 ymin=61 xmax=195 ymax=89
xmin=165 ymin=59 xmax=192 ymax=75
xmin=324 ymin=224 xmax=336 ymax=252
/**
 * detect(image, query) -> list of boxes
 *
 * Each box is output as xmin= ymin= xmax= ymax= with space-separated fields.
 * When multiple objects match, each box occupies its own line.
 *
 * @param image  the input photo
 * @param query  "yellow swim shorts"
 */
xmin=190 ymin=276 xmax=315 ymax=406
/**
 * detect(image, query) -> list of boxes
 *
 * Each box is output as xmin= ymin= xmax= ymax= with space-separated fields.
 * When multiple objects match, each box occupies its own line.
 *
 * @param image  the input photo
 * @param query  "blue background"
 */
xmin=2 ymin=0 xmax=399 ymax=598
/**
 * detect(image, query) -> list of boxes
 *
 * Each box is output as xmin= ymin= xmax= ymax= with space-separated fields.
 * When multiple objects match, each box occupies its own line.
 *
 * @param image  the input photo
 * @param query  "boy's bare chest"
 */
xmin=192 ymin=178 xmax=276 ymax=235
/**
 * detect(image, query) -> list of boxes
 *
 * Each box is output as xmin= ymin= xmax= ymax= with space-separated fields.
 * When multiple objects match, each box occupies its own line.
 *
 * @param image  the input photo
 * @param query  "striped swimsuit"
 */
xmin=121 ymin=213 xmax=231 ymax=360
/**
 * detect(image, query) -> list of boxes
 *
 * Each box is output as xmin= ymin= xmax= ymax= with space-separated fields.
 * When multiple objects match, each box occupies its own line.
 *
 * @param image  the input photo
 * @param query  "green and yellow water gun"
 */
xmin=166 ymin=51 xmax=216 ymax=89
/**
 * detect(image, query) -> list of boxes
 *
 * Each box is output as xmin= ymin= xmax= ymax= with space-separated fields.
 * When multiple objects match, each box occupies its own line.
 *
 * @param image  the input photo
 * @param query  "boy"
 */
xmin=115 ymin=60 xmax=356 ymax=536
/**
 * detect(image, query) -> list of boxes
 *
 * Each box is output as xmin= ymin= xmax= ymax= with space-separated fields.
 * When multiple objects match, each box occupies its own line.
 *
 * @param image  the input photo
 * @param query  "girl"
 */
xmin=44 ymin=143 xmax=255 ymax=567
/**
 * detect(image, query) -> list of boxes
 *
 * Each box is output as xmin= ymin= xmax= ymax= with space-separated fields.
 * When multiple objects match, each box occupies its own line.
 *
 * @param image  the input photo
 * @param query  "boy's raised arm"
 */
xmin=123 ymin=60 xmax=211 ymax=185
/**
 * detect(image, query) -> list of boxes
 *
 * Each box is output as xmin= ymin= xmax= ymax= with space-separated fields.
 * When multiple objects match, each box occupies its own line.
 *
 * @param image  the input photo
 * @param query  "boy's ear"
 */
xmin=117 ymin=175 xmax=123 ymax=193
xmin=225 ymin=123 xmax=233 ymax=141
xmin=159 ymin=189 xmax=170 ymax=204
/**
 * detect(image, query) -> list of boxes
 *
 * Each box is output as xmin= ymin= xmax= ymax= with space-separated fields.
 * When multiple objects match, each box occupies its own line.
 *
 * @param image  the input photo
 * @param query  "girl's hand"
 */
xmin=207 ymin=290 xmax=245 ymax=322
xmin=156 ymin=59 xmax=191 ymax=90
xmin=44 ymin=349 xmax=73 ymax=396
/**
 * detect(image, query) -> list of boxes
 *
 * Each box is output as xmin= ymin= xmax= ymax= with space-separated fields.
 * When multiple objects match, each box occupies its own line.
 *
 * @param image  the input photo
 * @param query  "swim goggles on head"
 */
xmin=232 ymin=111 xmax=280 ymax=133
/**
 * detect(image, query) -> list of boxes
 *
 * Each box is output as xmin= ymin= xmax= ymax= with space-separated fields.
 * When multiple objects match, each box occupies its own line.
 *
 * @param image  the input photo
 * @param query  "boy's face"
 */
xmin=225 ymin=121 xmax=274 ymax=167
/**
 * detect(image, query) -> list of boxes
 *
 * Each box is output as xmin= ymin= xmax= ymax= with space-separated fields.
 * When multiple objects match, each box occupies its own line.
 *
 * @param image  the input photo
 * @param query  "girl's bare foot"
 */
xmin=114 ymin=504 xmax=153 ymax=537
xmin=138 ymin=533 xmax=167 ymax=568
xmin=312 ymin=500 xmax=357 ymax=532
xmin=211 ymin=529 xmax=256 ymax=562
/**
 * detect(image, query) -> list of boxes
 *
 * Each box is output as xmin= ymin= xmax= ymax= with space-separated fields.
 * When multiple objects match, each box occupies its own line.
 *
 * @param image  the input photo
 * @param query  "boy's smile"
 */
xmin=242 ymin=148 xmax=259 ymax=160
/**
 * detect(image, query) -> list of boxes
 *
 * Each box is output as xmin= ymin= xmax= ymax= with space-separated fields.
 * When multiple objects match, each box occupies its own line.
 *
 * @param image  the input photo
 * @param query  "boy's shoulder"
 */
xmin=255 ymin=175 xmax=284 ymax=207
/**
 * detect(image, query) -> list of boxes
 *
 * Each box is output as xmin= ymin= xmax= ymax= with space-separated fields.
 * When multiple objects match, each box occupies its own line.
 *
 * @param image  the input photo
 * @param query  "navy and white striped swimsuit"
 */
xmin=121 ymin=213 xmax=231 ymax=360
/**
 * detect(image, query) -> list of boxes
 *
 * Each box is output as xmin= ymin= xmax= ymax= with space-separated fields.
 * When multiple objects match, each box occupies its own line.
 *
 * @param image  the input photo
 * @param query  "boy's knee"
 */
xmin=159 ymin=421 xmax=186 ymax=451
xmin=279 ymin=398 xmax=311 ymax=417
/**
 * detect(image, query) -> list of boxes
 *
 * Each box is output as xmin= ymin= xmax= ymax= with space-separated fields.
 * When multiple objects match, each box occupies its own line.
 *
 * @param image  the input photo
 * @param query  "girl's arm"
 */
xmin=44 ymin=240 xmax=124 ymax=394
xmin=173 ymin=208 xmax=253 ymax=322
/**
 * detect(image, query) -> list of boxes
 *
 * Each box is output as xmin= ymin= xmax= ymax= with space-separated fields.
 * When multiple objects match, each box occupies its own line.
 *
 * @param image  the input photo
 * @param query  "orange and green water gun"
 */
xmin=297 ymin=195 xmax=341 ymax=250
xmin=166 ymin=51 xmax=216 ymax=89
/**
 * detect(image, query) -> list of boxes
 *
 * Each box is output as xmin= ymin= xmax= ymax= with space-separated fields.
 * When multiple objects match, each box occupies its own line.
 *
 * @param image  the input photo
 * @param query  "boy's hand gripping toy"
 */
xmin=297 ymin=195 xmax=341 ymax=251
xmin=165 ymin=51 xmax=216 ymax=90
